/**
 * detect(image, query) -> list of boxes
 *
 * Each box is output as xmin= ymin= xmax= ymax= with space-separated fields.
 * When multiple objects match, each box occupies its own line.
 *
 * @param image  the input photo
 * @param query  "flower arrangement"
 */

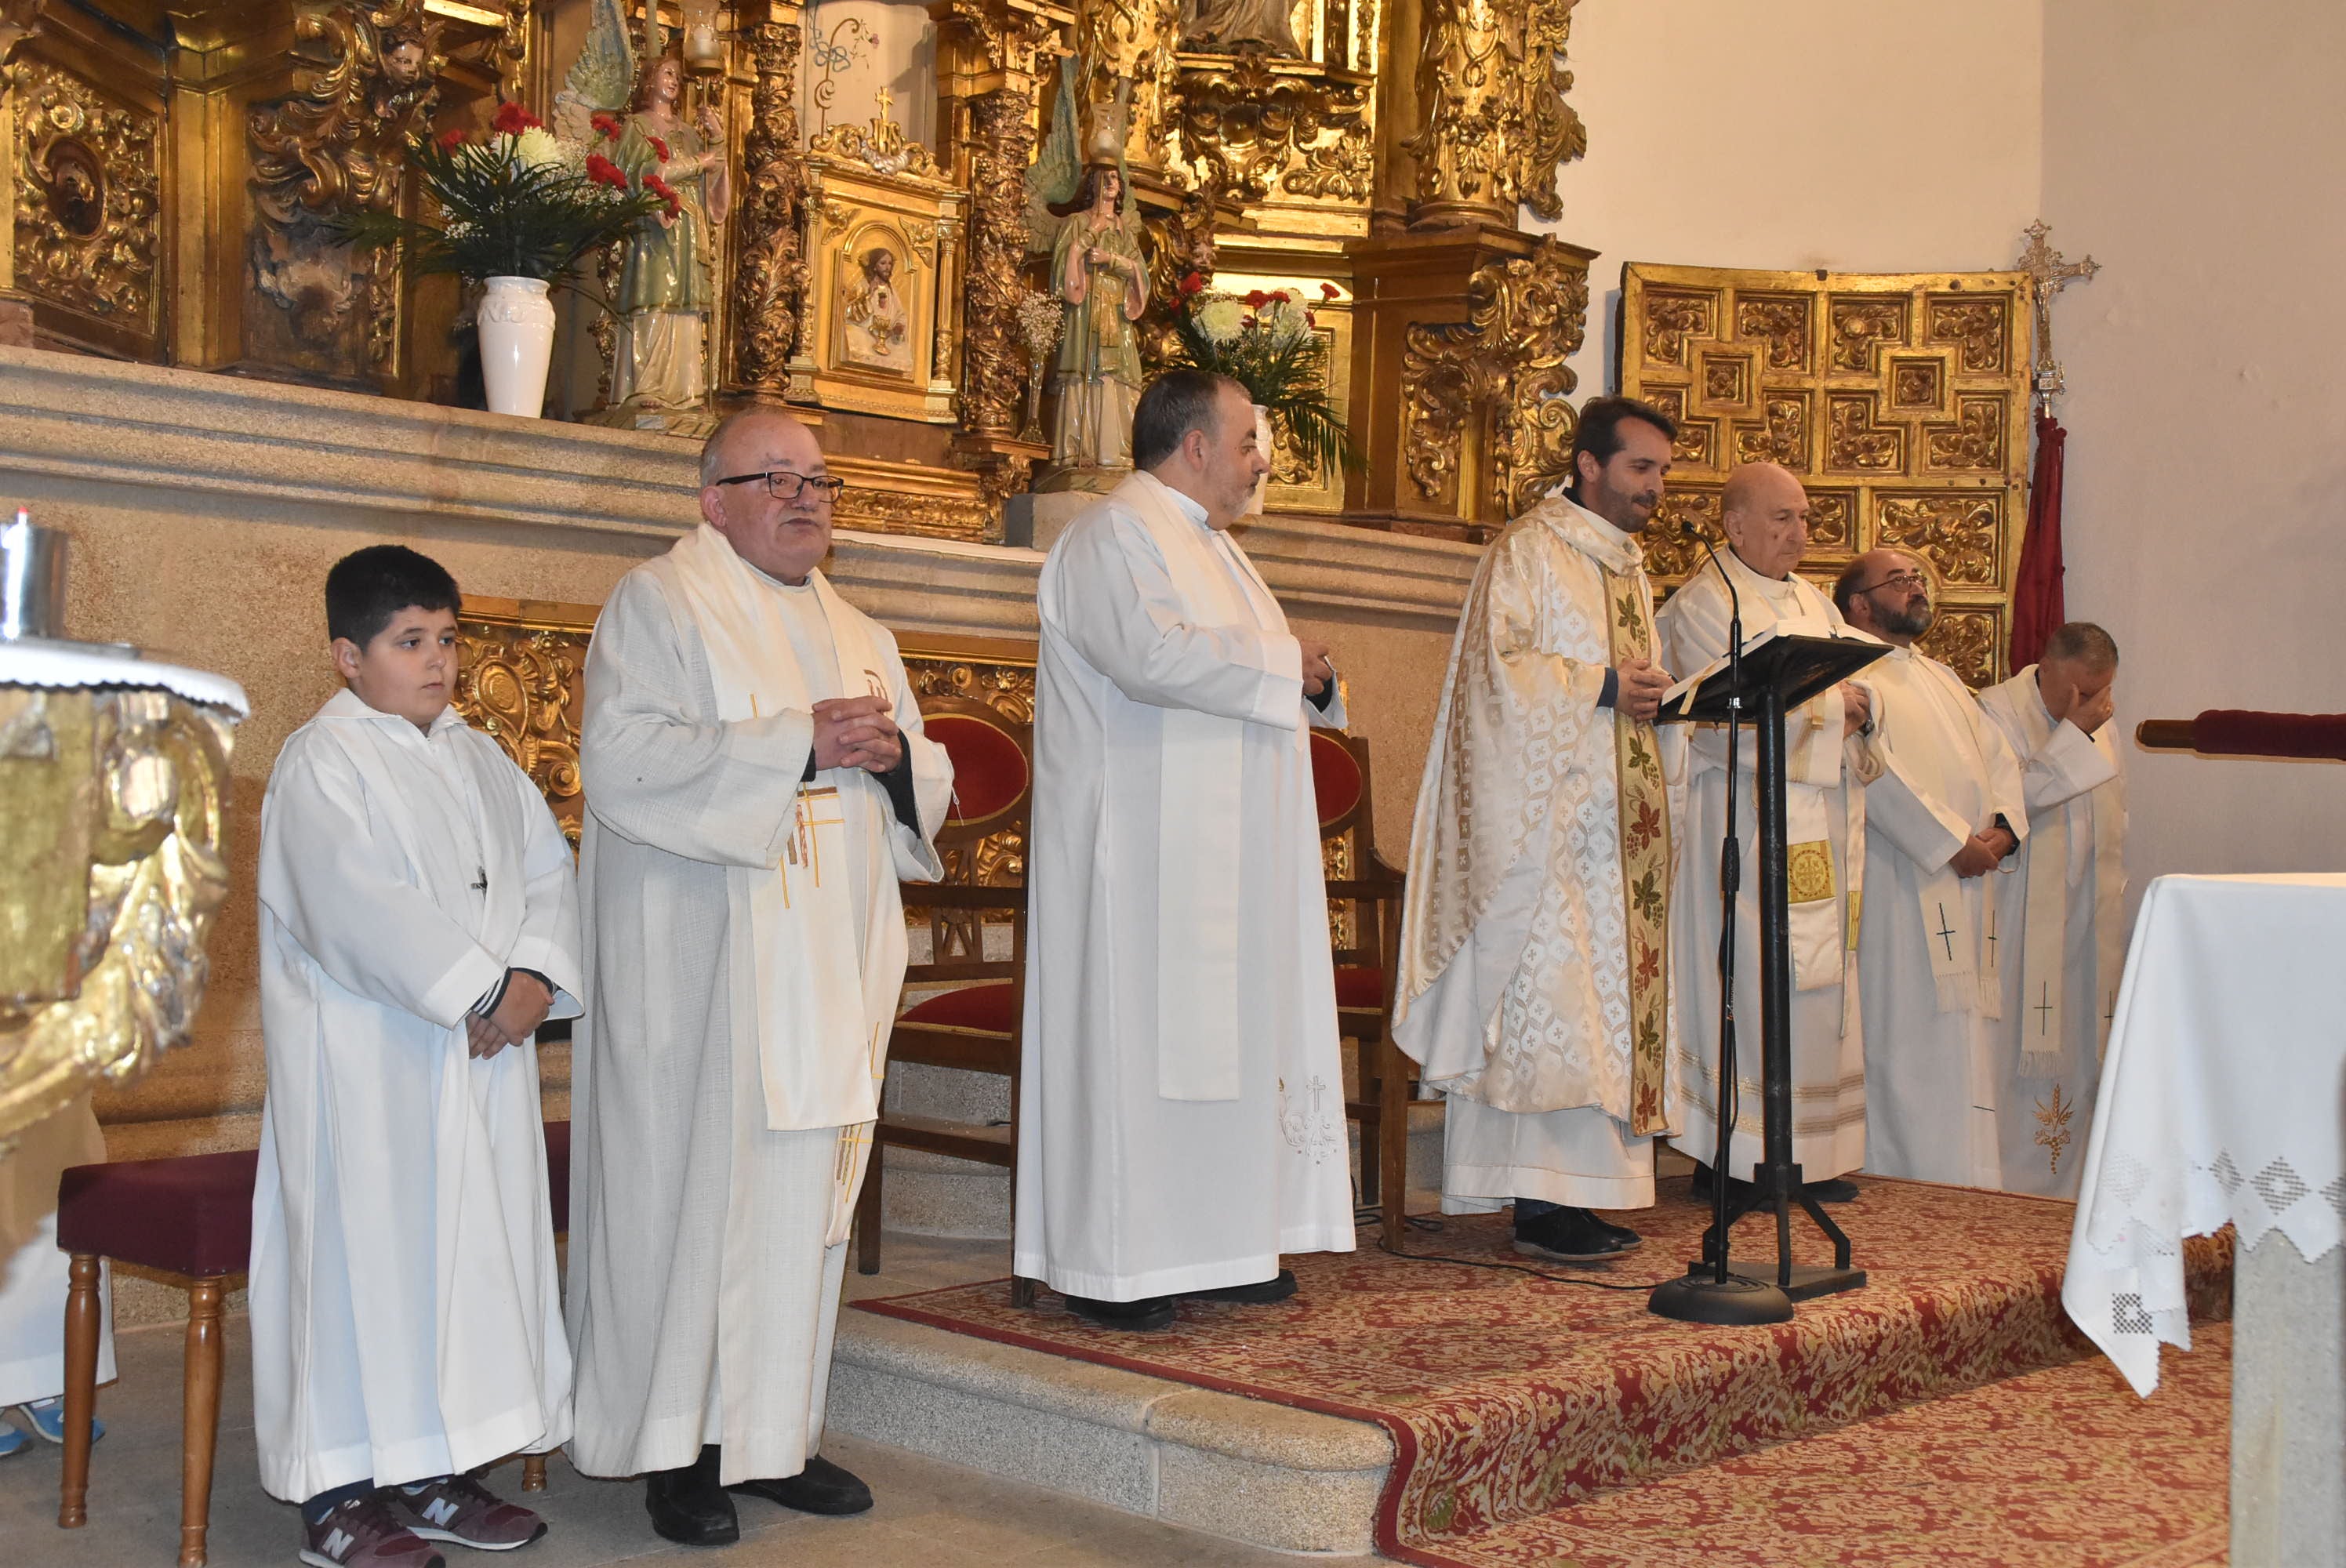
xmin=1164 ymin=274 xmax=1358 ymax=481
xmin=335 ymin=101 xmax=667 ymax=284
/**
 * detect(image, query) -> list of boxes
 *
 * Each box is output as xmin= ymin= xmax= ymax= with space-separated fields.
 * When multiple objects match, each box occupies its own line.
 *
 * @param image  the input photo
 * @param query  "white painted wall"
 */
xmin=2045 ymin=0 xmax=2346 ymax=895
xmin=1537 ymin=0 xmax=2045 ymax=398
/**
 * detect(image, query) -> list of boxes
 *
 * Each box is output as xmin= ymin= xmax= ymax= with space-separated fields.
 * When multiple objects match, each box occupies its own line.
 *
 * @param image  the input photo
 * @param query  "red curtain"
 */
xmin=2008 ymin=409 xmax=2067 ymax=671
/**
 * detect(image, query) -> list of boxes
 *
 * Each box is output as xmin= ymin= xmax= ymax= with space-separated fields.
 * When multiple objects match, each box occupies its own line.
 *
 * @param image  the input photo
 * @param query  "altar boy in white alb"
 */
xmin=568 ymin=410 xmax=952 ymax=1548
xmin=1833 ymin=549 xmax=2028 ymax=1189
xmin=1978 ymin=622 xmax=2126 ymax=1197
xmin=253 ymin=546 xmax=581 ymax=1567
xmin=1015 ymin=369 xmax=1356 ymax=1332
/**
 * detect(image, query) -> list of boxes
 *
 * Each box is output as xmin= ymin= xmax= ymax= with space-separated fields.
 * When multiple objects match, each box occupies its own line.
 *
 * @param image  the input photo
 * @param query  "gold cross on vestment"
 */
xmin=2017 ymin=220 xmax=2101 ymax=405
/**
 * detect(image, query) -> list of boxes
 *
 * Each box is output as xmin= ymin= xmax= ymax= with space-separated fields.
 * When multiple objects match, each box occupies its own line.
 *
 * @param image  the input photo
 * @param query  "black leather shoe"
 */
xmin=646 ymin=1447 xmax=739 ymax=1547
xmin=728 ymin=1454 xmax=873 ymax=1516
xmin=1182 ymin=1269 xmax=1297 ymax=1305
xmin=1065 ymin=1294 xmax=1177 ymax=1330
xmin=1512 ymin=1206 xmax=1639 ymax=1262
xmin=1587 ymin=1214 xmax=1644 ymax=1250
xmin=1804 ymin=1177 xmax=1861 ymax=1203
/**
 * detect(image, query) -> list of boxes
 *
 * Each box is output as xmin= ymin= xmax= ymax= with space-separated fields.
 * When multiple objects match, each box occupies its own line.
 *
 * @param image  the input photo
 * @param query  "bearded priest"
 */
xmin=1977 ymin=622 xmax=2126 ymax=1197
xmin=1656 ymin=462 xmax=1872 ymax=1207
xmin=1014 ymin=370 xmax=1356 ymax=1331
xmin=1832 ymin=549 xmax=2028 ymax=1189
xmin=1393 ymin=397 xmax=1684 ymax=1263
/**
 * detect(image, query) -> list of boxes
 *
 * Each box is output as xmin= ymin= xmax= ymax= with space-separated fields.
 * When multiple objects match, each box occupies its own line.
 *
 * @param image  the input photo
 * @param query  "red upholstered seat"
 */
xmin=925 ymin=712 xmax=1030 ymax=826
xmin=901 ymin=982 xmax=1017 ymax=1034
xmin=1334 ymin=964 xmax=1385 ymax=1011
xmin=1309 ymin=728 xmax=1364 ymax=826
xmin=56 ymin=1149 xmax=258 ymax=1281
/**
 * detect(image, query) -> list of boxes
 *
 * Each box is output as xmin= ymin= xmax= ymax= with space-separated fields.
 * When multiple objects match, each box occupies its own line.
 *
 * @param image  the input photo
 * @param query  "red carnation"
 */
xmin=491 ymin=100 xmax=542 ymax=136
xmin=437 ymin=128 xmax=466 ymax=151
xmin=1271 ymin=289 xmax=1291 ymax=304
xmin=591 ymin=112 xmax=621 ymax=141
xmin=1244 ymin=289 xmax=1269 ymax=308
xmin=1320 ymin=281 xmax=1340 ymax=300
xmin=585 ymin=152 xmax=629 ymax=190
xmin=644 ymin=172 xmax=681 ymax=219
xmin=648 ymin=135 xmax=671 ymax=163
xmin=1178 ymin=270 xmax=1206 ymax=296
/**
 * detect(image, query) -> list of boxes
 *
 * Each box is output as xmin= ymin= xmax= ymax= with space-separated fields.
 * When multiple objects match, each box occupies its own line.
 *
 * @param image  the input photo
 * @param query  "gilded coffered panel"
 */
xmin=1623 ymin=263 xmax=2032 ymax=687
xmin=8 ymin=56 xmax=162 ymax=350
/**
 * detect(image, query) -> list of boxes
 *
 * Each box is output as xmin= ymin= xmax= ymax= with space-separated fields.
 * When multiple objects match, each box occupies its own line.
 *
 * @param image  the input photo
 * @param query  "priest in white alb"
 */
xmin=1979 ymin=622 xmax=2125 ymax=1197
xmin=1393 ymin=397 xmax=1684 ymax=1262
xmin=1832 ymin=549 xmax=2028 ymax=1189
xmin=568 ymin=409 xmax=952 ymax=1547
xmin=1657 ymin=462 xmax=1870 ymax=1204
xmin=1015 ymin=369 xmax=1355 ymax=1332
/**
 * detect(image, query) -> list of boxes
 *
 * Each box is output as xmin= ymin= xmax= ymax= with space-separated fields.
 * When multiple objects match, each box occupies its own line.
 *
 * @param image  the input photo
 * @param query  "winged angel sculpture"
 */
xmin=561 ymin=0 xmax=731 ymax=434
xmin=1025 ymin=63 xmax=1148 ymax=472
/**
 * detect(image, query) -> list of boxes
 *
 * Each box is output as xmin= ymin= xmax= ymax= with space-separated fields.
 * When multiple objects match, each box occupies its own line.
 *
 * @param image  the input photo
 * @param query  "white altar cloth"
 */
xmin=2062 ymin=872 xmax=2346 ymax=1396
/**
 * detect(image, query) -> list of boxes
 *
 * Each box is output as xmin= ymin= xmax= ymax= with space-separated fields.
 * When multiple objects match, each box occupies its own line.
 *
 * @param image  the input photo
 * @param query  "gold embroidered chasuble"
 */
xmin=1395 ymin=495 xmax=1679 ymax=1134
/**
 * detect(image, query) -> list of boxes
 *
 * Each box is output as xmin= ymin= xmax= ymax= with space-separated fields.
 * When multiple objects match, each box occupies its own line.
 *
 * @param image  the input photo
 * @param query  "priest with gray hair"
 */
xmin=1015 ymin=368 xmax=1355 ymax=1332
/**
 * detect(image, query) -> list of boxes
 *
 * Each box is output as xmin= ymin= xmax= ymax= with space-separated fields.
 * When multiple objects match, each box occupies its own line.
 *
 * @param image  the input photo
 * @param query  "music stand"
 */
xmin=1648 ymin=632 xmax=1887 ymax=1325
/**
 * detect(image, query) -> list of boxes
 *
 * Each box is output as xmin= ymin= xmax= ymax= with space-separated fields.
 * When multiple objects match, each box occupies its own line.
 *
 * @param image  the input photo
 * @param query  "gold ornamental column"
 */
xmin=726 ymin=0 xmax=812 ymax=401
xmin=1346 ymin=0 xmax=1589 ymax=536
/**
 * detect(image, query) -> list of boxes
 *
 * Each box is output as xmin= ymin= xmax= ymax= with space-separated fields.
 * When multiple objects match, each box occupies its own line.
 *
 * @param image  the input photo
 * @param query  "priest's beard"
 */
xmin=1880 ymin=600 xmax=1934 ymax=639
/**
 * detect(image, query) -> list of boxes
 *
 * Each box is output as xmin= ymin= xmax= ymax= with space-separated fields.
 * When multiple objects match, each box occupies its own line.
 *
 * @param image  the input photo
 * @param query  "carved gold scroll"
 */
xmin=1621 ymin=263 xmax=2035 ymax=688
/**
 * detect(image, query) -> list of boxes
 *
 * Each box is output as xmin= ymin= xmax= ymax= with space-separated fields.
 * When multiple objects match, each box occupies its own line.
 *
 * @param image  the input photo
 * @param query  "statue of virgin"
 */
xmin=1047 ymin=164 xmax=1148 ymax=474
xmin=601 ymin=53 xmax=731 ymax=431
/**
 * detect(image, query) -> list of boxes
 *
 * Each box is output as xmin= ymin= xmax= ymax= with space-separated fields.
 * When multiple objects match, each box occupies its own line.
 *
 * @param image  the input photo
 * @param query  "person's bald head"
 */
xmin=698 ymin=408 xmax=837 ymax=584
xmin=1719 ymin=463 xmax=1810 ymax=579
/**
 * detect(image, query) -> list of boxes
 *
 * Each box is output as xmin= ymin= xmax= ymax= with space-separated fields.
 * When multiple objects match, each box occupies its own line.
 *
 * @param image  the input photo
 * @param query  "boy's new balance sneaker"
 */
xmin=300 ymin=1494 xmax=445 ymax=1568
xmin=385 ymin=1475 xmax=548 ymax=1552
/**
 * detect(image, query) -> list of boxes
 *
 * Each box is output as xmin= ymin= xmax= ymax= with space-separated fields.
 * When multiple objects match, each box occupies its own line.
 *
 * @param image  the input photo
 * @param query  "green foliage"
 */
xmin=332 ymin=136 xmax=663 ymax=285
xmin=1164 ymin=292 xmax=1362 ymax=485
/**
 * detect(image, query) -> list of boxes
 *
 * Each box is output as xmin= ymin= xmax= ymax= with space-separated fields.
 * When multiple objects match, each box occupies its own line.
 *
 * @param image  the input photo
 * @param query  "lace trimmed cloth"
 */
xmin=2061 ymin=873 xmax=2346 ymax=1395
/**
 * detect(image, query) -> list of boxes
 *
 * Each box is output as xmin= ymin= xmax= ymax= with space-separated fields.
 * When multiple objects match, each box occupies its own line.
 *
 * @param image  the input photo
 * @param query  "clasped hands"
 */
xmin=1298 ymin=638 xmax=1336 ymax=699
xmin=813 ymin=694 xmax=905 ymax=774
xmin=467 ymin=971 xmax=553 ymax=1060
xmin=1614 ymin=655 xmax=1674 ymax=724
xmin=1949 ymin=823 xmax=2017 ymax=879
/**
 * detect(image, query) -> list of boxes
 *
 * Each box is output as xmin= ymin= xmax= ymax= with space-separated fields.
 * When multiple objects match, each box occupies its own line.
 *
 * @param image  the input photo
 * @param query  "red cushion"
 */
xmin=1309 ymin=731 xmax=1363 ymax=827
xmin=56 ymin=1149 xmax=258 ymax=1279
xmin=900 ymin=982 xmax=1016 ymax=1033
xmin=1334 ymin=964 xmax=1385 ymax=1010
xmin=924 ymin=712 xmax=1028 ymax=825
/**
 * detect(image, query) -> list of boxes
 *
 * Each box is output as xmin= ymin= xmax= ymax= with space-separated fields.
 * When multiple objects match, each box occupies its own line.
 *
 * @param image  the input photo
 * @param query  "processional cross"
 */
xmin=2016 ymin=221 xmax=2101 ymax=405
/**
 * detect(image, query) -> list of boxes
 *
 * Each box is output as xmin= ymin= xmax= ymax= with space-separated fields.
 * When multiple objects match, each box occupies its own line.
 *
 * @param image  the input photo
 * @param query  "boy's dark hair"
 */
xmin=1132 ymin=369 xmax=1240 ymax=470
xmin=325 ymin=545 xmax=462 ymax=647
xmin=1569 ymin=395 xmax=1679 ymax=484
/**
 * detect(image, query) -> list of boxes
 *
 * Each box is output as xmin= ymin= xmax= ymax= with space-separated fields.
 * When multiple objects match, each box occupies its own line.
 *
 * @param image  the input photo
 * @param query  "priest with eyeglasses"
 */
xmin=566 ymin=408 xmax=953 ymax=1547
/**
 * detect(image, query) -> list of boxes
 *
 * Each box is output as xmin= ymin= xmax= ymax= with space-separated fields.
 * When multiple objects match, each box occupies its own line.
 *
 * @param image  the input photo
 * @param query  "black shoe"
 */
xmin=1065 ymin=1294 xmax=1177 ymax=1330
xmin=728 ymin=1454 xmax=873 ymax=1516
xmin=1512 ymin=1206 xmax=1639 ymax=1263
xmin=1182 ymin=1269 xmax=1297 ymax=1305
xmin=1586 ymin=1214 xmax=1644 ymax=1250
xmin=1804 ymin=1177 xmax=1860 ymax=1203
xmin=1690 ymin=1163 xmax=1757 ymax=1205
xmin=646 ymin=1447 xmax=739 ymax=1547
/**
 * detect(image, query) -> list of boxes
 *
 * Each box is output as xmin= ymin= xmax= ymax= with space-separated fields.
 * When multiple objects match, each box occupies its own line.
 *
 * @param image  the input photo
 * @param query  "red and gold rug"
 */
xmin=855 ymin=1179 xmax=2232 ymax=1564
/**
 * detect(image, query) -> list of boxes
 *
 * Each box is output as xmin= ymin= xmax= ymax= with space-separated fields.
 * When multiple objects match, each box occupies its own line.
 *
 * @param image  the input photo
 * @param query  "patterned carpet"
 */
xmin=855 ymin=1178 xmax=2234 ymax=1564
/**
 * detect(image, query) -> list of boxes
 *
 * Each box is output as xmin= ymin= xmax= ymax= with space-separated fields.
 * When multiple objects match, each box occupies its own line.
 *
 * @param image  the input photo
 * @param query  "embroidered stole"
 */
xmin=1603 ymin=566 xmax=1672 ymax=1136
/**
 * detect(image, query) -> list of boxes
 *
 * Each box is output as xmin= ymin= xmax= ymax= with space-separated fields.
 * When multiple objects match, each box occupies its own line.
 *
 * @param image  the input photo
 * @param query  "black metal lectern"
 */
xmin=1647 ymin=631 xmax=1888 ymax=1326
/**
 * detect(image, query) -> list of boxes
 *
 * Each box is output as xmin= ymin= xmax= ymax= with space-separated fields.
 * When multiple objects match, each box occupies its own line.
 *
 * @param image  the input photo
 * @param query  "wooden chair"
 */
xmin=53 ymin=1122 xmax=573 ymax=1564
xmin=1309 ymin=729 xmax=1417 ymax=1252
xmin=855 ymin=694 xmax=1034 ymax=1305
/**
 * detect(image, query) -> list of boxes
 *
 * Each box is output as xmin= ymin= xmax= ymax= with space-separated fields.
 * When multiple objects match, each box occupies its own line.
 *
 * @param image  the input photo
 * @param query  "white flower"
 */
xmin=1196 ymin=296 xmax=1245 ymax=344
xmin=510 ymin=126 xmax=567 ymax=171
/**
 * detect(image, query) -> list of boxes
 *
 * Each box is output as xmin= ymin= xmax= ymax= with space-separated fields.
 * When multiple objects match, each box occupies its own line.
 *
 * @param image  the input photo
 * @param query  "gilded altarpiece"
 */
xmin=1621 ymin=263 xmax=2035 ymax=688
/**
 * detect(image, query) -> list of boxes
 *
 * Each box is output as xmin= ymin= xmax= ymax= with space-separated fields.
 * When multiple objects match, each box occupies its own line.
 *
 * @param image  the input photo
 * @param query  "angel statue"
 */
xmin=559 ymin=4 xmax=731 ymax=434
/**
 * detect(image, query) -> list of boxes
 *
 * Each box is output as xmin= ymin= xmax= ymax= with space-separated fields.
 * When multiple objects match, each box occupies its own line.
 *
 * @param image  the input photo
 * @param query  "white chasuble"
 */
xmin=1015 ymin=470 xmax=1356 ymax=1301
xmin=1847 ymin=636 xmax=2028 ymax=1189
xmin=251 ymin=689 xmax=584 ymax=1501
xmin=1657 ymin=550 xmax=1868 ymax=1181
xmin=568 ymin=537 xmax=951 ymax=1486
xmin=1979 ymin=666 xmax=2126 ymax=1197
xmin=1393 ymin=497 xmax=1682 ymax=1210
xmin=0 ymin=1097 xmax=114 ymax=1409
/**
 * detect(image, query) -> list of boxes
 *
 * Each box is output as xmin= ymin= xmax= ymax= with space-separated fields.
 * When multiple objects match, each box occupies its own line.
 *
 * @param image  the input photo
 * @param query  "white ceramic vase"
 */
xmin=1245 ymin=402 xmax=1273 ymax=517
xmin=478 ymin=275 xmax=557 ymax=419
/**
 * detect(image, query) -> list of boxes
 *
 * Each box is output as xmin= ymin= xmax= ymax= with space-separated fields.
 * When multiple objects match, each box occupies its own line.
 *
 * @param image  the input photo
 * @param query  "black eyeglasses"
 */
xmin=712 ymin=469 xmax=848 ymax=503
xmin=1854 ymin=569 xmax=1927 ymax=595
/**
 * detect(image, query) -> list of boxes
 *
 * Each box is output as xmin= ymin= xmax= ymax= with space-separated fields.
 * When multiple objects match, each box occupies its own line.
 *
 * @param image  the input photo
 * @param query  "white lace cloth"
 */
xmin=0 ymin=637 xmax=247 ymax=714
xmin=2062 ymin=872 xmax=2346 ymax=1396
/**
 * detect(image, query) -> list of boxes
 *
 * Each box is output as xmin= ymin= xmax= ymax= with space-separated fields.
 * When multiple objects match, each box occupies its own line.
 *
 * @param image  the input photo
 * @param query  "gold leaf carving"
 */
xmin=1735 ymin=294 xmax=1810 ymax=372
xmin=1828 ymin=296 xmax=1907 ymax=372
xmin=1641 ymin=488 xmax=1722 ymax=580
xmin=731 ymin=20 xmax=811 ymax=393
xmin=1891 ymin=358 xmax=1942 ymax=408
xmin=956 ymin=86 xmax=1042 ymax=438
xmin=1404 ymin=0 xmax=1585 ymax=226
xmin=1825 ymin=394 xmax=1904 ymax=471
xmin=9 ymin=60 xmax=161 ymax=333
xmin=1701 ymin=354 xmax=1745 ymax=406
xmin=1924 ymin=396 xmax=2006 ymax=470
xmin=1640 ymin=291 xmax=1712 ymax=368
xmin=1172 ymin=50 xmax=1373 ymax=206
xmin=1927 ymin=297 xmax=2008 ymax=373
xmin=1807 ymin=490 xmax=1855 ymax=553
xmin=1875 ymin=492 xmax=2001 ymax=585
xmin=456 ymin=620 xmax=587 ymax=845
xmin=1732 ymin=394 xmax=1807 ymax=468
xmin=1918 ymin=606 xmax=1999 ymax=688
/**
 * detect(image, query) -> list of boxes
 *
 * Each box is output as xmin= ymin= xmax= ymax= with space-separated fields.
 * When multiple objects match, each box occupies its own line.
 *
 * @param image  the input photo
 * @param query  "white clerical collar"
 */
xmin=1133 ymin=468 xmax=1211 ymax=528
xmin=1556 ymin=491 xmax=1636 ymax=552
xmin=746 ymin=559 xmax=818 ymax=593
xmin=321 ymin=683 xmax=463 ymax=736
